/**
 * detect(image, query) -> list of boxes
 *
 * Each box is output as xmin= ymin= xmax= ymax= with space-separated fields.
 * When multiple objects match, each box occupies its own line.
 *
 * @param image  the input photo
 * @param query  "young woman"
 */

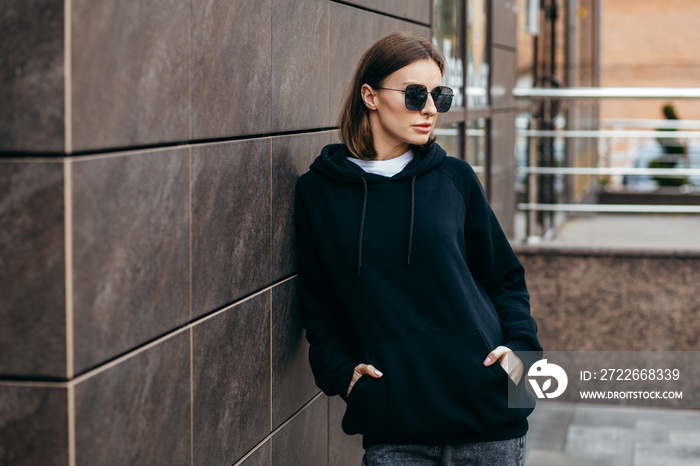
xmin=295 ymin=31 xmax=542 ymax=465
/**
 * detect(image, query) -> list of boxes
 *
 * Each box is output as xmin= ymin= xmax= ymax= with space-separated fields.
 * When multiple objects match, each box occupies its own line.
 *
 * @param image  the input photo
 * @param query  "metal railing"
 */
xmin=513 ymin=88 xmax=700 ymax=99
xmin=513 ymin=87 xmax=700 ymax=240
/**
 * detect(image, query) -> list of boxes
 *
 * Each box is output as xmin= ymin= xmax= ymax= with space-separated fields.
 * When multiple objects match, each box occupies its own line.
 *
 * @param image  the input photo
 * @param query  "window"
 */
xmin=466 ymin=118 xmax=488 ymax=186
xmin=467 ymin=0 xmax=489 ymax=108
xmin=435 ymin=122 xmax=462 ymax=159
xmin=433 ymin=0 xmax=464 ymax=108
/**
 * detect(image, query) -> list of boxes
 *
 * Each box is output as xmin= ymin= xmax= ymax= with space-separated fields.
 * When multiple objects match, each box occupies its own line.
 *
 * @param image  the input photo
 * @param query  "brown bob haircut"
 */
xmin=339 ymin=31 xmax=447 ymax=160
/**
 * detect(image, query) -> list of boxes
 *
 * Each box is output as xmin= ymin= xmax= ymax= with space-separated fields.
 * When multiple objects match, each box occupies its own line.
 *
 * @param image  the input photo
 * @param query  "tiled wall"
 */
xmin=0 ymin=1 xmax=430 ymax=465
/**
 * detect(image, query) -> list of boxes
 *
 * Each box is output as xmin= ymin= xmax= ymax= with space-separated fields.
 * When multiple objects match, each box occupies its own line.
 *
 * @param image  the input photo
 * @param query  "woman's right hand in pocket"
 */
xmin=347 ymin=363 xmax=383 ymax=397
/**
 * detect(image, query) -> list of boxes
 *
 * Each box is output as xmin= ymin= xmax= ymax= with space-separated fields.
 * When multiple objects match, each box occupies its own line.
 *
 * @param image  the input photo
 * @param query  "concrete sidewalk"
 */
xmin=526 ymin=401 xmax=700 ymax=465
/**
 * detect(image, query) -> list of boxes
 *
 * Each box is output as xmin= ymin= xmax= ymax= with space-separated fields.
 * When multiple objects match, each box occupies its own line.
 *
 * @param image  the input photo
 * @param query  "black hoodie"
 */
xmin=294 ymin=142 xmax=542 ymax=448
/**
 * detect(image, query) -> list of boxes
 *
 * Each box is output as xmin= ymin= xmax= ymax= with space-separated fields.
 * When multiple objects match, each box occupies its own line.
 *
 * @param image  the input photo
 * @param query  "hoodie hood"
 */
xmin=309 ymin=143 xmax=447 ymax=277
xmin=310 ymin=143 xmax=447 ymax=184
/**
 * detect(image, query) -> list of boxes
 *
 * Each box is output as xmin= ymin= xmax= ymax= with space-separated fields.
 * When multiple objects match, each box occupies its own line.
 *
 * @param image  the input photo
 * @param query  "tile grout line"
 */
xmin=41 ymin=128 xmax=338 ymax=162
xmin=63 ymin=0 xmax=74 ymax=382
xmin=190 ymin=328 xmax=194 ymax=466
xmin=189 ymin=147 xmax=193 ymax=322
xmin=269 ymin=137 xmax=273 ymax=436
xmin=0 ymin=274 xmax=297 ymax=388
xmin=328 ymin=0 xmax=430 ymax=27
xmin=269 ymin=138 xmax=273 ymax=281
xmin=0 ymin=274 xmax=301 ymax=387
xmin=41 ymin=276 xmax=299 ymax=388
xmin=232 ymin=392 xmax=324 ymax=466
xmin=67 ymin=325 xmax=191 ymax=386
xmin=269 ymin=284 xmax=273 ymax=434
xmin=0 ymin=380 xmax=71 ymax=388
xmin=188 ymin=0 xmax=192 ymax=142
xmin=67 ymin=384 xmax=75 ymax=466
xmin=64 ymin=0 xmax=72 ymax=155
xmin=189 ymin=142 xmax=193 ymax=466
xmin=64 ymin=159 xmax=74 ymax=380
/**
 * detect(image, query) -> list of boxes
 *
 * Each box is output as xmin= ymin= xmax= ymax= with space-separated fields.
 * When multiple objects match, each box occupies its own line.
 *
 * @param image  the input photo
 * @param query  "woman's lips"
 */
xmin=412 ymin=123 xmax=432 ymax=133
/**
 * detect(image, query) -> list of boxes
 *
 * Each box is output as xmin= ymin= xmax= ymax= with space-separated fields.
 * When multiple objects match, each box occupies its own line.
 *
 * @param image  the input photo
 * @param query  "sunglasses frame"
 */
xmin=374 ymin=84 xmax=454 ymax=113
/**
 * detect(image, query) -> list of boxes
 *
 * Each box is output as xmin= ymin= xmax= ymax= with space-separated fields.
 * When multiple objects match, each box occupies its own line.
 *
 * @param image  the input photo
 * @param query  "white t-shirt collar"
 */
xmin=346 ymin=148 xmax=414 ymax=177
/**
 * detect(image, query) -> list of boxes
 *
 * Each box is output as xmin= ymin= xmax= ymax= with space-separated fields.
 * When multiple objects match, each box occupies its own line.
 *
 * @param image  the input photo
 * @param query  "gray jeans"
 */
xmin=361 ymin=435 xmax=526 ymax=466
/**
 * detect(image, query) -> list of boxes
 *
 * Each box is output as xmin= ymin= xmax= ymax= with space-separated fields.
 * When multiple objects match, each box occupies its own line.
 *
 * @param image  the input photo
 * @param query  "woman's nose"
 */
xmin=421 ymin=93 xmax=438 ymax=116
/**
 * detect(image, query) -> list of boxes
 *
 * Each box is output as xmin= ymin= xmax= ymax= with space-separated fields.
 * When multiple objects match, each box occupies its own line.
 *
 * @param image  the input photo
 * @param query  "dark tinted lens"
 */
xmin=432 ymin=86 xmax=454 ymax=113
xmin=404 ymin=84 xmax=428 ymax=111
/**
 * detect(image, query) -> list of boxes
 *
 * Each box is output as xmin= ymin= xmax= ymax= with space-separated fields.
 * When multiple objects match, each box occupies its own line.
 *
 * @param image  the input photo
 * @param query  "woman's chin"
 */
xmin=406 ymin=134 xmax=432 ymax=146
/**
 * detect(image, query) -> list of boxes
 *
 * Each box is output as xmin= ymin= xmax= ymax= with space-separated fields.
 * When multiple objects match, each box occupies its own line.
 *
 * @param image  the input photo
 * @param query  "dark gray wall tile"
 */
xmin=271 ymin=0 xmax=329 ymax=132
xmin=193 ymin=292 xmax=271 ymax=466
xmin=404 ymin=24 xmax=432 ymax=39
xmin=371 ymin=14 xmax=431 ymax=43
xmin=371 ymin=15 xmax=404 ymax=42
xmin=74 ymin=331 xmax=190 ymax=466
xmin=345 ymin=0 xmax=431 ymax=24
xmin=71 ymin=0 xmax=189 ymax=151
xmin=491 ymin=47 xmax=516 ymax=110
xmin=271 ymin=279 xmax=318 ymax=429
xmin=492 ymin=0 xmax=518 ymax=49
xmin=271 ymin=396 xmax=328 ymax=466
xmin=0 ymin=384 xmax=68 ymax=466
xmin=331 ymin=129 xmax=342 ymax=144
xmin=329 ymin=396 xmax=365 ymax=466
xmin=72 ymin=148 xmax=189 ymax=372
xmin=191 ymin=0 xmax=272 ymax=139
xmin=271 ymin=132 xmax=330 ymax=280
xmin=0 ymin=161 xmax=66 ymax=377
xmin=491 ymin=111 xmax=516 ymax=178
xmin=239 ymin=442 xmax=271 ymax=466
xmin=191 ymin=139 xmax=271 ymax=318
xmin=0 ymin=1 xmax=64 ymax=152
xmin=329 ymin=4 xmax=374 ymax=126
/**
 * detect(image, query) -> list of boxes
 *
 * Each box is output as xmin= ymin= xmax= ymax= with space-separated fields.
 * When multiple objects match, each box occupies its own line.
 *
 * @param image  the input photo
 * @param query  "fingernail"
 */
xmin=374 ymin=369 xmax=383 ymax=377
xmin=483 ymin=357 xmax=491 ymax=365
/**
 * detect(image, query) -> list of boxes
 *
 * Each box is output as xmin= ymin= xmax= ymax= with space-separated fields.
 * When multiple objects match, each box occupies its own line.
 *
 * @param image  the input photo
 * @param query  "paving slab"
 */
xmin=525 ymin=402 xmax=700 ymax=466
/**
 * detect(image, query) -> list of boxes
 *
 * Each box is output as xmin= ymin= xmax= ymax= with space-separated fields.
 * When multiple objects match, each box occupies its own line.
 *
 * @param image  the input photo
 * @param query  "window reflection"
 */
xmin=433 ymin=0 xmax=464 ymax=108
xmin=466 ymin=119 xmax=488 ymax=185
xmin=467 ymin=0 xmax=489 ymax=107
xmin=435 ymin=122 xmax=461 ymax=159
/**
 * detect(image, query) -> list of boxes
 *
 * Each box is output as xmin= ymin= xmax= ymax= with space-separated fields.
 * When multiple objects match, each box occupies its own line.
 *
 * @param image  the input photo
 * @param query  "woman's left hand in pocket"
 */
xmin=483 ymin=346 xmax=524 ymax=385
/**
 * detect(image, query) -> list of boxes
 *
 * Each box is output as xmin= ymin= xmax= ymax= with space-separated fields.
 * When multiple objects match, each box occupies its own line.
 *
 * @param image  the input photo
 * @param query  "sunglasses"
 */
xmin=374 ymin=84 xmax=454 ymax=113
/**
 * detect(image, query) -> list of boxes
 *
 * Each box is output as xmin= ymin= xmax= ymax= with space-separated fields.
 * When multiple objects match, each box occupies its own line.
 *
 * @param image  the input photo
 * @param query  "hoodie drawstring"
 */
xmin=357 ymin=176 xmax=368 ymax=278
xmin=407 ymin=175 xmax=416 ymax=265
xmin=357 ymin=175 xmax=416 ymax=277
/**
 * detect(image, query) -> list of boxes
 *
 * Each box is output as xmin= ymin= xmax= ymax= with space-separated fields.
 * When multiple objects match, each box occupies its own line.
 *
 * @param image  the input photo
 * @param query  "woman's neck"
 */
xmin=372 ymin=137 xmax=409 ymax=161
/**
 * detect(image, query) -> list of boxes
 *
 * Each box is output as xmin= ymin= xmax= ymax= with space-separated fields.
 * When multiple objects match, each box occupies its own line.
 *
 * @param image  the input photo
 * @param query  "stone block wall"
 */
xmin=0 ymin=1 xmax=430 ymax=465
xmin=515 ymin=246 xmax=700 ymax=352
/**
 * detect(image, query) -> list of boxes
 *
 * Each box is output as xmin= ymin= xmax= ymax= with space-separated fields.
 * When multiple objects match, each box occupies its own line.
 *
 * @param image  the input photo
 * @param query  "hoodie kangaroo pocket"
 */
xmin=341 ymin=329 xmax=525 ymax=443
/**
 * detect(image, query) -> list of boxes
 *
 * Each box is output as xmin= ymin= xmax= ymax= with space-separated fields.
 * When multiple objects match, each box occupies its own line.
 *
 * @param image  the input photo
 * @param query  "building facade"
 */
xmin=0 ymin=1 xmax=520 ymax=464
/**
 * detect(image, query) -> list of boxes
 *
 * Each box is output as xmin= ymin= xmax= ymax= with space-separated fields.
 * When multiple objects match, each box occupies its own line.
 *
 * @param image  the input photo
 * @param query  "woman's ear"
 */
xmin=361 ymin=84 xmax=379 ymax=111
